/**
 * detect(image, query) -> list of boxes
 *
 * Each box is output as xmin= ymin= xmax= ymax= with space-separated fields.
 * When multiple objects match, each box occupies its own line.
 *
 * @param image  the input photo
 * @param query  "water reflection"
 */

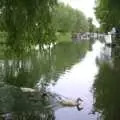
xmin=0 ymin=41 xmax=89 ymax=119
xmin=0 ymin=83 xmax=55 ymax=120
xmin=51 ymin=41 xmax=104 ymax=120
xmin=93 ymin=41 xmax=120 ymax=120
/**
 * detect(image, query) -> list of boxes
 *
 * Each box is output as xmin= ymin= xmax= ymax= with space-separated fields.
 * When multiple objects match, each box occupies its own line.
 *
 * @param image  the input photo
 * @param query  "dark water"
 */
xmin=0 ymin=39 xmax=119 ymax=120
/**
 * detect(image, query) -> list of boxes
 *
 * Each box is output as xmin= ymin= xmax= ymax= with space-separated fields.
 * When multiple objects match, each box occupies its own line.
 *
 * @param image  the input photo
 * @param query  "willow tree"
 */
xmin=0 ymin=0 xmax=57 ymax=52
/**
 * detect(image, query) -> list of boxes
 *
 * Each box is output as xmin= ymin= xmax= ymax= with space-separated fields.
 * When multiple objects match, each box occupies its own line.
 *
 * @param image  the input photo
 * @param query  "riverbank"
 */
xmin=56 ymin=32 xmax=72 ymax=43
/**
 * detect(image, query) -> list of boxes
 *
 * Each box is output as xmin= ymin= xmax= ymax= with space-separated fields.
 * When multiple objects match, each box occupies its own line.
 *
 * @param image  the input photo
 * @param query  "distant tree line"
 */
xmin=52 ymin=3 xmax=89 ymax=33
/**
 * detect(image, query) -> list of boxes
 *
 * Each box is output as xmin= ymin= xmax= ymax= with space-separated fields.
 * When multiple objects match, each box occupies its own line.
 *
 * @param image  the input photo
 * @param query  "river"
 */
xmin=51 ymin=41 xmax=105 ymax=120
xmin=0 ymin=38 xmax=119 ymax=120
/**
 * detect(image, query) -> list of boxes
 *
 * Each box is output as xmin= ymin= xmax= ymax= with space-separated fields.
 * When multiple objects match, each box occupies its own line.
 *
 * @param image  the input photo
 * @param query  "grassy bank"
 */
xmin=56 ymin=32 xmax=72 ymax=43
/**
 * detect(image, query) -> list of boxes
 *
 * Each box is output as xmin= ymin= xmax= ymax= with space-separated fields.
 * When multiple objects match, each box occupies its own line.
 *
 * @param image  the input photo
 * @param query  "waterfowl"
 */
xmin=20 ymin=87 xmax=84 ymax=111
xmin=60 ymin=98 xmax=83 ymax=111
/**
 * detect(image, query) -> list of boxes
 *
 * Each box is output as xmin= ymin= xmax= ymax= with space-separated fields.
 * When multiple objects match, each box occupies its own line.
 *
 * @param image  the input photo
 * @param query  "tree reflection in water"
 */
xmin=0 ymin=41 xmax=89 ymax=120
xmin=93 ymin=46 xmax=120 ymax=120
xmin=0 ymin=84 xmax=55 ymax=120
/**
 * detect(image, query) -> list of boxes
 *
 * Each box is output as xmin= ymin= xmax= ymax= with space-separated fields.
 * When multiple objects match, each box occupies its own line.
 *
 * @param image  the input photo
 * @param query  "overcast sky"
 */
xmin=59 ymin=0 xmax=99 ymax=27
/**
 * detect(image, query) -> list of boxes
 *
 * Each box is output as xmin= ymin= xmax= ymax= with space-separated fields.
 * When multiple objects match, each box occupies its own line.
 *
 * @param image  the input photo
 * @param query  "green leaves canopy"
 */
xmin=95 ymin=0 xmax=120 ymax=31
xmin=0 ymin=0 xmax=57 ymax=51
xmin=53 ymin=3 xmax=89 ymax=33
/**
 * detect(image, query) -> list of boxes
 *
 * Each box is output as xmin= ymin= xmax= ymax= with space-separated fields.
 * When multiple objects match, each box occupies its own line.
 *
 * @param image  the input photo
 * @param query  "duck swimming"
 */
xmin=59 ymin=98 xmax=83 ymax=111
xmin=20 ymin=87 xmax=84 ymax=111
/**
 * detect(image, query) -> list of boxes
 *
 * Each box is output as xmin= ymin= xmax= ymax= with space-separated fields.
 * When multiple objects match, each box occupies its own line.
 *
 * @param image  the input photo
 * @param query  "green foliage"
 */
xmin=0 ymin=0 xmax=57 ymax=52
xmin=53 ymin=3 xmax=75 ymax=33
xmin=53 ymin=3 xmax=89 ymax=33
xmin=0 ymin=1 xmax=89 ymax=53
xmin=95 ymin=0 xmax=120 ymax=32
xmin=73 ymin=10 xmax=89 ymax=32
xmin=88 ymin=17 xmax=96 ymax=32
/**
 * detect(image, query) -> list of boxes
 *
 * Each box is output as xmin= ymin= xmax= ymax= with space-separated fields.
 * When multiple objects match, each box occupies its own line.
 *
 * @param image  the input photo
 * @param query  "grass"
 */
xmin=56 ymin=32 xmax=72 ymax=43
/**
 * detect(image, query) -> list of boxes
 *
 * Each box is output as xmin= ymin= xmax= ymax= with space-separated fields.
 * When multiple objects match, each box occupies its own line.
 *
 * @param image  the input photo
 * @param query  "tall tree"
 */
xmin=88 ymin=17 xmax=95 ymax=33
xmin=53 ymin=3 xmax=89 ymax=33
xmin=95 ymin=0 xmax=120 ymax=32
xmin=0 ymin=0 xmax=57 ymax=52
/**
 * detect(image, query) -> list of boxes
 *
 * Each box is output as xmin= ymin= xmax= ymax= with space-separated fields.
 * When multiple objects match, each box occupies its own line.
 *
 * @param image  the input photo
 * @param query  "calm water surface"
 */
xmin=51 ymin=41 xmax=105 ymax=120
xmin=0 ymin=39 xmax=117 ymax=120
